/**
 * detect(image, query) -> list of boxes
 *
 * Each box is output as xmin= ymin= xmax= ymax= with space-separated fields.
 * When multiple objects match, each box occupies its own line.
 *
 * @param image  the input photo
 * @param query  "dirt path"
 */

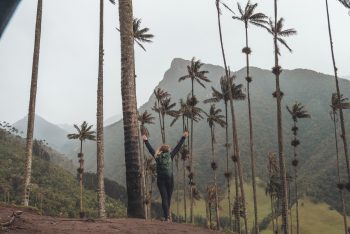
xmin=0 ymin=205 xmax=225 ymax=234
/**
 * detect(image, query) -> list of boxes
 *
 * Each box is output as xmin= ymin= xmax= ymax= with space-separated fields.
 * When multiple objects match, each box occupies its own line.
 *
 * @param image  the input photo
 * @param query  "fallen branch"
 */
xmin=0 ymin=211 xmax=23 ymax=227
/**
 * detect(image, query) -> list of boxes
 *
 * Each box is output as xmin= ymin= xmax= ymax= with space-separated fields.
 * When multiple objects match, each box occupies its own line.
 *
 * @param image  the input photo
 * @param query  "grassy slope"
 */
xmin=171 ymin=178 xmax=348 ymax=233
xmin=261 ymin=198 xmax=348 ymax=234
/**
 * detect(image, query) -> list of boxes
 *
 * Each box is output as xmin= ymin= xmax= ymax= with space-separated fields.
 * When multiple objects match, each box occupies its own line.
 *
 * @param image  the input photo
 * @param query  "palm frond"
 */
xmin=277 ymin=38 xmax=292 ymax=53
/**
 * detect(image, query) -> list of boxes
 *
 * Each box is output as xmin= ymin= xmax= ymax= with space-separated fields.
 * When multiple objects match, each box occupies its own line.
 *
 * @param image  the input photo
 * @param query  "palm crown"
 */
xmin=286 ymin=102 xmax=310 ymax=122
xmin=206 ymin=104 xmax=226 ymax=129
xmin=133 ymin=18 xmax=154 ymax=51
xmin=138 ymin=110 xmax=155 ymax=136
xmin=204 ymin=75 xmax=246 ymax=104
xmin=67 ymin=121 xmax=96 ymax=142
xmin=266 ymin=18 xmax=297 ymax=55
xmin=170 ymin=97 xmax=202 ymax=127
xmin=154 ymin=88 xmax=170 ymax=102
xmin=153 ymin=97 xmax=177 ymax=117
xmin=179 ymin=57 xmax=210 ymax=89
xmin=331 ymin=93 xmax=350 ymax=110
xmin=233 ymin=1 xmax=268 ymax=28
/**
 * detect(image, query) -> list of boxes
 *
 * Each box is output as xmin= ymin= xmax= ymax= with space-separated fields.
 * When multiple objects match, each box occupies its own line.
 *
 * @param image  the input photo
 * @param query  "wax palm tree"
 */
xmin=179 ymin=59 xmax=209 ymax=223
xmin=266 ymin=5 xmax=297 ymax=231
xmin=23 ymin=0 xmax=43 ymax=207
xmin=204 ymin=75 xmax=245 ymax=230
xmin=67 ymin=121 xmax=96 ymax=218
xmin=325 ymin=0 xmax=350 ymax=186
xmin=330 ymin=93 xmax=349 ymax=234
xmin=118 ymin=0 xmax=143 ymax=218
xmin=171 ymin=96 xmax=202 ymax=223
xmin=152 ymin=88 xmax=170 ymax=143
xmin=232 ymin=2 xmax=268 ymax=231
xmin=286 ymin=102 xmax=310 ymax=234
xmin=138 ymin=110 xmax=155 ymax=219
xmin=205 ymin=104 xmax=226 ymax=230
xmin=215 ymin=1 xmax=249 ymax=231
xmin=95 ymin=0 xmax=106 ymax=219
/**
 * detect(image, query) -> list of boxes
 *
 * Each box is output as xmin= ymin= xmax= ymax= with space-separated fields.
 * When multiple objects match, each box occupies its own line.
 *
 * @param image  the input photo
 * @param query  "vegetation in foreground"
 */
xmin=0 ymin=128 xmax=126 ymax=218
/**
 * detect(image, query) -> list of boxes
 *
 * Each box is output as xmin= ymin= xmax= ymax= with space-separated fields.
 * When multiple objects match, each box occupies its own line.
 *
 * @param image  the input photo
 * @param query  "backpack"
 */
xmin=156 ymin=152 xmax=172 ymax=177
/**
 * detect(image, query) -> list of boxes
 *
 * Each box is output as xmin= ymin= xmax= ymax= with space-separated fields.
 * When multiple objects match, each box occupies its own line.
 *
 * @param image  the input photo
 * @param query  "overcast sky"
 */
xmin=0 ymin=0 xmax=349 ymax=125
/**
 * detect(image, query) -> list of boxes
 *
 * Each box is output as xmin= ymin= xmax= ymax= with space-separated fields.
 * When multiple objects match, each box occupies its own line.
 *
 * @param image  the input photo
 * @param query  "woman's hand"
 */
xmin=183 ymin=131 xmax=189 ymax=138
xmin=142 ymin=135 xmax=148 ymax=141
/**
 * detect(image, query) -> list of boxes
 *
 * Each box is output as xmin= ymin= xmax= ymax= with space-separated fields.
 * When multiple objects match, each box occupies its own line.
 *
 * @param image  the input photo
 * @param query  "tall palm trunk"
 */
xmin=292 ymin=121 xmax=299 ymax=234
xmin=183 ymin=155 xmax=187 ymax=222
xmin=138 ymin=125 xmax=147 ymax=219
xmin=161 ymin=113 xmax=166 ymax=143
xmin=190 ymin=79 xmax=195 ymax=224
xmin=224 ymin=103 xmax=233 ymax=230
xmin=118 ymin=0 xmax=143 ymax=218
xmin=244 ymin=22 xmax=259 ymax=234
xmin=96 ymin=0 xmax=106 ymax=219
xmin=273 ymin=1 xmax=289 ymax=232
xmin=182 ymin=116 xmax=187 ymax=223
xmin=156 ymin=99 xmax=165 ymax=144
xmin=176 ymin=155 xmax=180 ymax=222
xmin=332 ymin=110 xmax=348 ymax=234
xmin=78 ymin=141 xmax=84 ymax=217
xmin=210 ymin=126 xmax=220 ymax=230
xmin=271 ymin=196 xmax=276 ymax=233
xmin=325 ymin=0 xmax=350 ymax=181
xmin=23 ymin=0 xmax=43 ymax=207
xmin=215 ymin=2 xmax=248 ymax=233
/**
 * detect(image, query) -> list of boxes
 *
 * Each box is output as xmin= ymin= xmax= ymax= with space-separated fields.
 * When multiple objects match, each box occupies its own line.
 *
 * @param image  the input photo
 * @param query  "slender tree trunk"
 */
xmin=332 ymin=111 xmax=348 ymax=234
xmin=139 ymin=125 xmax=147 ymax=219
xmin=183 ymin=157 xmax=187 ymax=223
xmin=234 ymin=163 xmax=241 ymax=234
xmin=210 ymin=126 xmax=220 ymax=230
xmin=176 ymin=155 xmax=180 ymax=222
xmin=149 ymin=177 xmax=153 ymax=218
xmin=78 ymin=141 xmax=84 ymax=218
xmin=182 ymin=117 xmax=187 ymax=223
xmin=157 ymin=100 xmax=165 ymax=144
xmin=325 ymin=0 xmax=350 ymax=182
xmin=245 ymin=23 xmax=259 ymax=234
xmin=206 ymin=201 xmax=211 ymax=228
xmin=271 ymin=196 xmax=276 ymax=234
xmin=273 ymin=1 xmax=289 ymax=232
xmin=118 ymin=0 xmax=143 ymax=218
xmin=224 ymin=103 xmax=233 ymax=230
xmin=215 ymin=2 xmax=248 ymax=232
xmin=190 ymin=79 xmax=194 ymax=224
xmin=162 ymin=114 xmax=166 ymax=143
xmin=288 ymin=179 xmax=293 ymax=234
xmin=96 ymin=0 xmax=106 ymax=219
xmin=292 ymin=121 xmax=299 ymax=234
xmin=23 ymin=0 xmax=42 ymax=207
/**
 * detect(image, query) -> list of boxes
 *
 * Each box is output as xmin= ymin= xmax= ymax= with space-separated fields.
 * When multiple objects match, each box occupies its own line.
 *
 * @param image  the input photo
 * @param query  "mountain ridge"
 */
xmin=65 ymin=57 xmax=350 ymax=213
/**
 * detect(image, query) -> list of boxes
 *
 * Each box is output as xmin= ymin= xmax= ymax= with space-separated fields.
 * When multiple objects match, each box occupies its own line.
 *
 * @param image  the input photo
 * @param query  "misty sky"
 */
xmin=0 ymin=0 xmax=349 ymax=125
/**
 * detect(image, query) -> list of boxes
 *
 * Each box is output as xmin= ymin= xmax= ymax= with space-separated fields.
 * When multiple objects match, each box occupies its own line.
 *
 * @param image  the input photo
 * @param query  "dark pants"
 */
xmin=157 ymin=175 xmax=174 ymax=219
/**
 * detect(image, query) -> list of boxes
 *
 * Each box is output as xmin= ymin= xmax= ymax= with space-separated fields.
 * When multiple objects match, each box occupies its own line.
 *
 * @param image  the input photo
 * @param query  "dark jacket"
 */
xmin=144 ymin=136 xmax=186 ymax=177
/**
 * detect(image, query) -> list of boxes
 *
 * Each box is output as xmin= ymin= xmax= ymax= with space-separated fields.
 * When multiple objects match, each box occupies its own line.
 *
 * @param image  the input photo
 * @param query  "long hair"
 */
xmin=155 ymin=144 xmax=171 ymax=157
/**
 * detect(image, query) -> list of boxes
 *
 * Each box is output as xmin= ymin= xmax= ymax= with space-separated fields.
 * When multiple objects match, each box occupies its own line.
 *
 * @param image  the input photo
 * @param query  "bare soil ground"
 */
xmin=0 ymin=205 xmax=225 ymax=234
